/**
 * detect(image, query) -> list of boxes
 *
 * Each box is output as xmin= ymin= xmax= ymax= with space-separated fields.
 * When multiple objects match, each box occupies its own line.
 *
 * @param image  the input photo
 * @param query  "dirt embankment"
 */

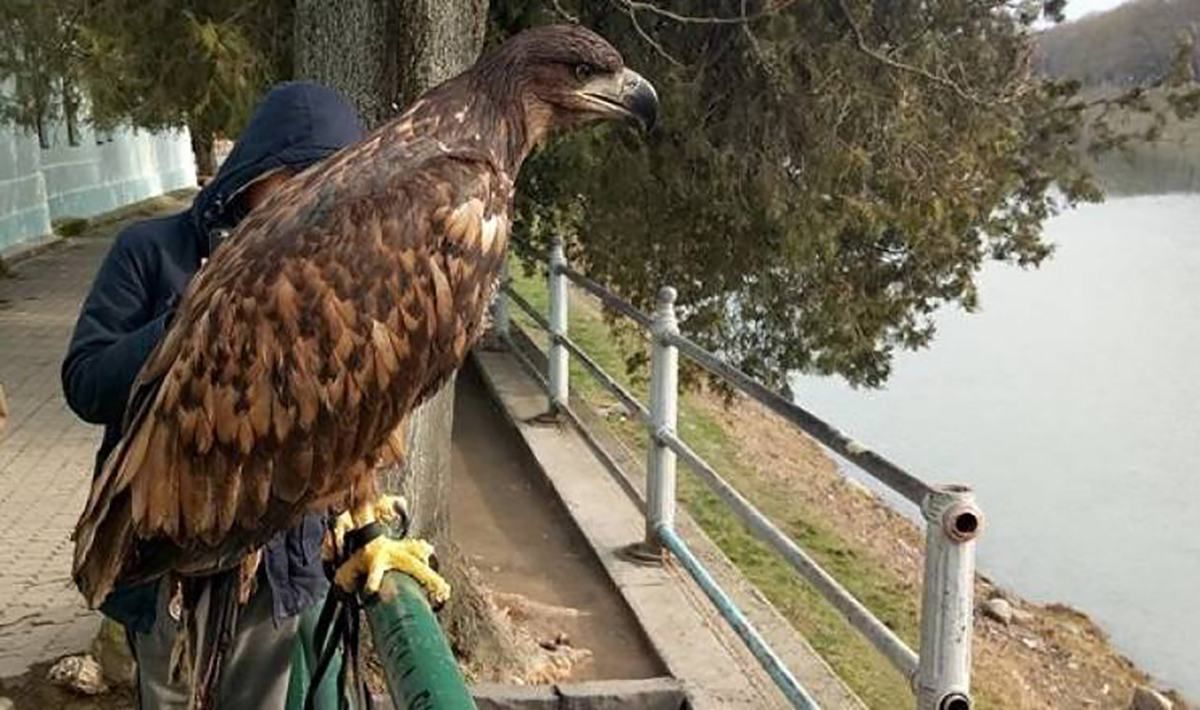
xmin=699 ymin=392 xmax=1189 ymax=709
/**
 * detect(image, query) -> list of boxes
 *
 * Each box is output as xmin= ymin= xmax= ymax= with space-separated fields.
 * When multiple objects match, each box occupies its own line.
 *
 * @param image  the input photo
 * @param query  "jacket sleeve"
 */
xmin=61 ymin=234 xmax=171 ymax=426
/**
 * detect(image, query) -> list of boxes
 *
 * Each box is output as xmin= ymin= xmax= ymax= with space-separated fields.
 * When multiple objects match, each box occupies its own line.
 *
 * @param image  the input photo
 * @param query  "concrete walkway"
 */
xmin=472 ymin=345 xmax=866 ymax=709
xmin=0 ymin=237 xmax=109 ymax=677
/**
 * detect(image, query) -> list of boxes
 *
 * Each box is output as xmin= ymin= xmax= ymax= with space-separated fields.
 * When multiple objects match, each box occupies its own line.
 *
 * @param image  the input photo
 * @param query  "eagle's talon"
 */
xmin=323 ymin=495 xmax=410 ymax=561
xmin=373 ymin=494 xmax=410 ymax=536
xmin=333 ymin=536 xmax=451 ymax=606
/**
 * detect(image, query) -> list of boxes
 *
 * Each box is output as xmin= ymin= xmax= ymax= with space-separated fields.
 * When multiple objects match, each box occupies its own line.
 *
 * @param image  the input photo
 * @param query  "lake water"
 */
xmin=790 ymin=194 xmax=1200 ymax=698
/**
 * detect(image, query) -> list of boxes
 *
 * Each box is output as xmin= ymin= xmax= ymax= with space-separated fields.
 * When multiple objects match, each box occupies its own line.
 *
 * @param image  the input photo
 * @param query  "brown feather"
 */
xmin=213 ymin=385 xmax=239 ymax=445
xmin=247 ymin=380 xmax=271 ymax=439
xmin=273 ymin=442 xmax=312 ymax=504
xmin=164 ymin=442 xmax=188 ymax=540
xmin=215 ymin=460 xmax=242 ymax=538
xmin=146 ymin=436 xmax=180 ymax=538
xmin=178 ymin=406 xmax=201 ymax=448
xmin=185 ymin=451 xmax=218 ymax=541
xmin=121 ymin=418 xmax=156 ymax=493
xmin=238 ymin=454 xmax=272 ymax=528
xmin=430 ymin=262 xmax=454 ymax=328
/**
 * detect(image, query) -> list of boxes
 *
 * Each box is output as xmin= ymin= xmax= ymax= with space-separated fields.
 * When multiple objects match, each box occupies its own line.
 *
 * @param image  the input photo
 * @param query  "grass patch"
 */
xmin=53 ymin=217 xmax=91 ymax=237
xmin=507 ymin=261 xmax=922 ymax=707
xmin=64 ymin=189 xmax=198 ymax=240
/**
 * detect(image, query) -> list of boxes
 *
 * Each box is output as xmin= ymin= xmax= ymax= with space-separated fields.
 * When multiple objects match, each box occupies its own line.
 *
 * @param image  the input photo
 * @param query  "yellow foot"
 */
xmin=333 ymin=536 xmax=451 ymax=605
xmin=323 ymin=495 xmax=409 ymax=561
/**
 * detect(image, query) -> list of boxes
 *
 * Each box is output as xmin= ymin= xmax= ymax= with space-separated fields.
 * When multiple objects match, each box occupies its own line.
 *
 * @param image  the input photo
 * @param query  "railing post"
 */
xmin=645 ymin=286 xmax=679 ymax=549
xmin=916 ymin=485 xmax=983 ymax=710
xmin=547 ymin=237 xmax=569 ymax=411
xmin=492 ymin=258 xmax=510 ymax=340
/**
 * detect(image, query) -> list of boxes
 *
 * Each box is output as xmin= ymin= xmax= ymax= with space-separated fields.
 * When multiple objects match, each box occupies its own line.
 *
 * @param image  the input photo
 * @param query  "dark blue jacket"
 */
xmin=62 ymin=82 xmax=364 ymax=631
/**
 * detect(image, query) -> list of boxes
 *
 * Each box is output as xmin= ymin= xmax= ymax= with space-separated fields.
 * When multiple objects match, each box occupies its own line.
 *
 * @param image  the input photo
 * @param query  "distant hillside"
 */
xmin=1036 ymin=0 xmax=1200 ymax=86
xmin=1036 ymin=0 xmax=1200 ymax=194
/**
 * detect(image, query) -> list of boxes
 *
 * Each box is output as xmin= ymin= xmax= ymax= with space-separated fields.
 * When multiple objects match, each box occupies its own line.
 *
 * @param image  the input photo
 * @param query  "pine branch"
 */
xmin=835 ymin=0 xmax=997 ymax=107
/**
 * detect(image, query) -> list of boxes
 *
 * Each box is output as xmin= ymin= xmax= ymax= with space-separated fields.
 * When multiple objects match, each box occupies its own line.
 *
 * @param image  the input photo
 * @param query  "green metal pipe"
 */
xmin=365 ymin=571 xmax=477 ymax=710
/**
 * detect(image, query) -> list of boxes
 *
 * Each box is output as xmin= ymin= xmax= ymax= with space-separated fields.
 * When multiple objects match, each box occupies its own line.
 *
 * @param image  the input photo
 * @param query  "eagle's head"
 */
xmin=477 ymin=24 xmax=659 ymax=135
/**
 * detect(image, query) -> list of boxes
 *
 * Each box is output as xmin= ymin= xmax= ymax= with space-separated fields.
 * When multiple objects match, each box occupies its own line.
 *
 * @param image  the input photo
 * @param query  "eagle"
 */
xmin=72 ymin=25 xmax=658 ymax=614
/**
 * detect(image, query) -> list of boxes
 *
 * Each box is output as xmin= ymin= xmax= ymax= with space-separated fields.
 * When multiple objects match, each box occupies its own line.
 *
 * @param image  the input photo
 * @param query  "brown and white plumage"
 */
xmin=72 ymin=24 xmax=658 ymax=608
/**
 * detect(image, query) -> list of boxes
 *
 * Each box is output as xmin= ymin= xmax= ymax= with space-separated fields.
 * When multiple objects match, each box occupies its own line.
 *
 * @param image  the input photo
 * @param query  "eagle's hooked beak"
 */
xmin=579 ymin=68 xmax=659 ymax=132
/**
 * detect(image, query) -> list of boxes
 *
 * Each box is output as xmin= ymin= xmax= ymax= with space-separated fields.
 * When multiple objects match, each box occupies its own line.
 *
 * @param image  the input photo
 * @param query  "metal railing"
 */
xmin=493 ymin=237 xmax=983 ymax=710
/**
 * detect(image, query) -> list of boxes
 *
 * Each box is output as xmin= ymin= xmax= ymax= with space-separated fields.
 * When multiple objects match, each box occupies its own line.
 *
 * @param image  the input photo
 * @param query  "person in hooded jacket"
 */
xmin=62 ymin=81 xmax=364 ymax=709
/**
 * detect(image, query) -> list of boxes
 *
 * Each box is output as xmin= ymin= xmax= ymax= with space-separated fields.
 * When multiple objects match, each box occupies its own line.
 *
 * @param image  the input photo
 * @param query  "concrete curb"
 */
xmin=371 ymin=677 xmax=689 ymax=710
xmin=474 ymin=677 xmax=688 ymax=709
xmin=0 ymin=233 xmax=63 ymax=267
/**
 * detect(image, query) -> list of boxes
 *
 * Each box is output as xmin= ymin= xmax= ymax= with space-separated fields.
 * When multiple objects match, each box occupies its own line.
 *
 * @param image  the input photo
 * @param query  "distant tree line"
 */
xmin=1037 ymin=0 xmax=1200 ymax=87
xmin=0 ymin=0 xmax=291 ymax=174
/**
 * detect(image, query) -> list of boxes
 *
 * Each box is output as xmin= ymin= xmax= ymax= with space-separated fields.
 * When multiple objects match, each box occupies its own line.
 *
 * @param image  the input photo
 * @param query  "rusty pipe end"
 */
xmin=943 ymin=501 xmax=983 ymax=543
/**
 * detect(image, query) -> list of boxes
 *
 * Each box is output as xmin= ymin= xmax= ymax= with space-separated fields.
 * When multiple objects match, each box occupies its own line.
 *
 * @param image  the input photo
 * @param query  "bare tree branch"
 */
xmin=835 ymin=0 xmax=997 ymax=107
xmin=548 ymin=0 xmax=579 ymax=23
xmin=611 ymin=0 xmax=796 ymax=25
xmin=621 ymin=2 xmax=684 ymax=67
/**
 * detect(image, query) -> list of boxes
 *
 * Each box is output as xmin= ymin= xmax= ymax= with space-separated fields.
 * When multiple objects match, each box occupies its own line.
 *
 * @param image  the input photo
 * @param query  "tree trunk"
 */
xmin=292 ymin=0 xmax=396 ymax=127
xmin=293 ymin=2 xmax=531 ymax=677
xmin=293 ymin=0 xmax=486 ymax=128
xmin=294 ymin=0 xmax=485 ymax=539
xmin=392 ymin=0 xmax=489 ymax=109
xmin=189 ymin=126 xmax=215 ymax=181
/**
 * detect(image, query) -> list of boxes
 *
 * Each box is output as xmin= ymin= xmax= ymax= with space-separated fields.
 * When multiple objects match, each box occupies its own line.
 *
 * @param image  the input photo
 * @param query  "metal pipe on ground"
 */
xmin=656 ymin=524 xmax=822 ymax=710
xmin=658 ymin=429 xmax=920 ymax=681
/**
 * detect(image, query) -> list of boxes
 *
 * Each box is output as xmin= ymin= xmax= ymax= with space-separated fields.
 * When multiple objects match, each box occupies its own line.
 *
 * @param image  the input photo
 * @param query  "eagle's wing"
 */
xmin=73 ymin=145 xmax=510 ymax=605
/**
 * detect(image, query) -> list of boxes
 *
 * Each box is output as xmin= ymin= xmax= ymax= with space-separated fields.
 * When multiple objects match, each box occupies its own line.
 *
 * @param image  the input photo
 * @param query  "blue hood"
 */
xmin=192 ymin=81 xmax=364 ymax=256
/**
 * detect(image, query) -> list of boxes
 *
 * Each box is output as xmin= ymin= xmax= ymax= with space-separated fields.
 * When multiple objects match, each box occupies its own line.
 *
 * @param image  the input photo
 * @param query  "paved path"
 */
xmin=0 ymin=237 xmax=111 ymax=676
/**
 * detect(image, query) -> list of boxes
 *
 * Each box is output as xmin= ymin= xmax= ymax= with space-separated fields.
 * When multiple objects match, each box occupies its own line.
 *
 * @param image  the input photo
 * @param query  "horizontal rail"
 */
xmin=664 ymin=332 xmax=933 ymax=506
xmin=507 ymin=283 xmax=650 ymax=423
xmin=657 ymin=524 xmax=820 ymax=710
xmin=504 ymin=285 xmax=551 ymax=333
xmin=510 ymin=242 xmax=935 ymax=506
xmin=501 ymin=333 xmax=648 ymax=513
xmin=557 ymin=334 xmax=651 ymax=424
xmin=660 ymin=429 xmax=920 ymax=679
xmin=557 ymin=264 xmax=655 ymax=329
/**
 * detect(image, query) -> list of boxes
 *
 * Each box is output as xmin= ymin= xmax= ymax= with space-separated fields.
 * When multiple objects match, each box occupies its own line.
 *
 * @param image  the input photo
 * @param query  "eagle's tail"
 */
xmin=72 ymin=373 xmax=163 ymax=607
xmin=72 ymin=493 xmax=136 ymax=608
xmin=181 ymin=572 xmax=240 ymax=710
xmin=173 ymin=552 xmax=260 ymax=710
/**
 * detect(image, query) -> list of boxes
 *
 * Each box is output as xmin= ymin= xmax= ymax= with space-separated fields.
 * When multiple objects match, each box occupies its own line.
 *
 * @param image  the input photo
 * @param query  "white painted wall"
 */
xmin=0 ymin=97 xmax=196 ymax=256
xmin=0 ymin=124 xmax=53 ymax=254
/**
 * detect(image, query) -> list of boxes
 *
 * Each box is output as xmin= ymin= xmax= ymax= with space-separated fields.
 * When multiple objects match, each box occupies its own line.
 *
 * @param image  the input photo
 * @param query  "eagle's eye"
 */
xmin=574 ymin=63 xmax=596 ymax=81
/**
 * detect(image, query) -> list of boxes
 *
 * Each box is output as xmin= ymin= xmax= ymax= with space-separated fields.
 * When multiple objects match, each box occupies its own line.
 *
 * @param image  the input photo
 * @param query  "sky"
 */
xmin=1063 ymin=0 xmax=1131 ymax=19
